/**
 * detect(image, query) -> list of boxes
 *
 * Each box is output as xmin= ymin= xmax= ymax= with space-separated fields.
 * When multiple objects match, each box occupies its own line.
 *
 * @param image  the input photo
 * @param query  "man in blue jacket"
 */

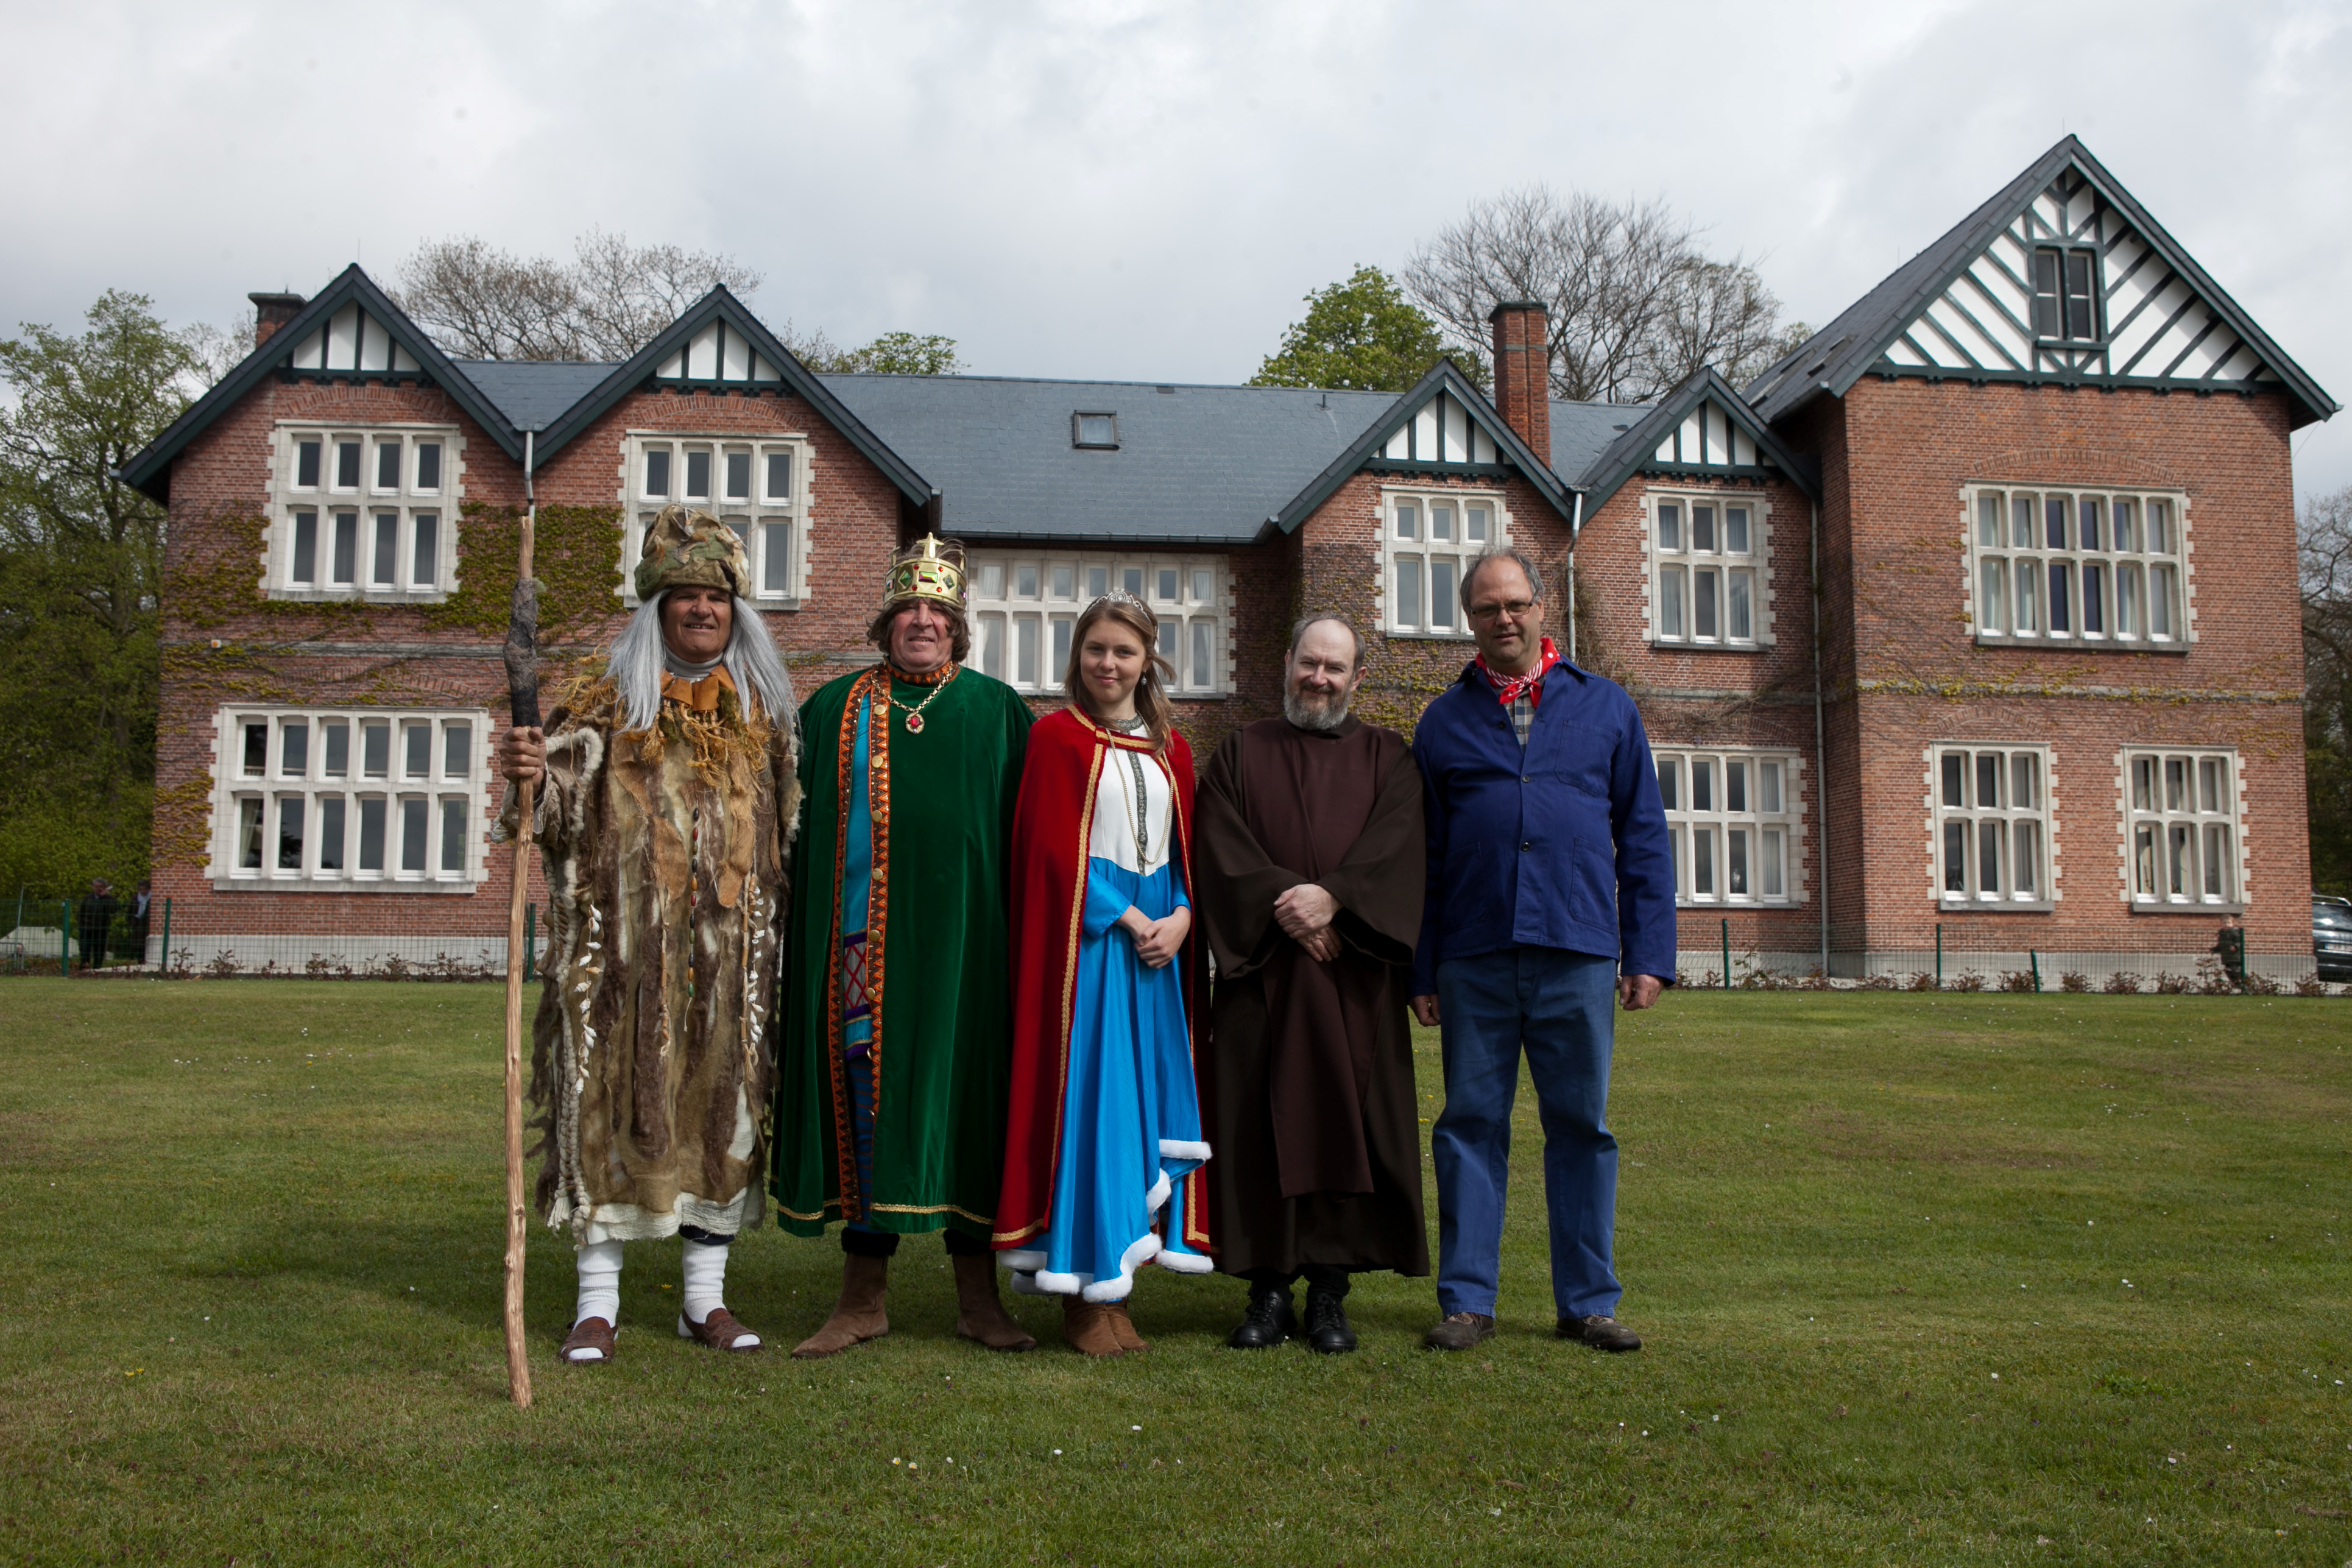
xmin=1410 ymin=546 xmax=1674 ymax=1352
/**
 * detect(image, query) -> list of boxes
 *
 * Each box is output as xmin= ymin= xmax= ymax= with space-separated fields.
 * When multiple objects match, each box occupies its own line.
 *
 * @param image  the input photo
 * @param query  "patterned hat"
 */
xmin=881 ymin=534 xmax=969 ymax=612
xmin=635 ymin=504 xmax=750 ymax=601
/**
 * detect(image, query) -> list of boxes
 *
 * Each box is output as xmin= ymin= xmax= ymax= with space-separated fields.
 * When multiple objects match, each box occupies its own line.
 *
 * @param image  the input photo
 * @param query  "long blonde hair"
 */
xmin=1062 ymin=595 xmax=1175 ymax=751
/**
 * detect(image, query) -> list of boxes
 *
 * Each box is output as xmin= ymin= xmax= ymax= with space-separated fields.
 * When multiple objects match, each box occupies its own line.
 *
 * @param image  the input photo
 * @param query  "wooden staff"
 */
xmin=500 ymin=434 xmax=541 ymax=1409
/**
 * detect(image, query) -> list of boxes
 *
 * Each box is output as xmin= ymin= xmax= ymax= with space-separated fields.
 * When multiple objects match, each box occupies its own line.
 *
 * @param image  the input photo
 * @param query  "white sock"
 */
xmin=574 ymin=1240 xmax=623 ymax=1332
xmin=682 ymin=1240 xmax=731 ymax=1326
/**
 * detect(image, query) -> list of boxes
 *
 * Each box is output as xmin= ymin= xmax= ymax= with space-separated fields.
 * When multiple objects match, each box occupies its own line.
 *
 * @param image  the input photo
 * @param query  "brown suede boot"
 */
xmin=793 ymin=1252 xmax=889 ymax=1360
xmin=1061 ymin=1298 xmax=1125 ymax=1357
xmin=952 ymin=1254 xmax=1037 ymax=1352
xmin=1103 ymin=1301 xmax=1151 ymax=1353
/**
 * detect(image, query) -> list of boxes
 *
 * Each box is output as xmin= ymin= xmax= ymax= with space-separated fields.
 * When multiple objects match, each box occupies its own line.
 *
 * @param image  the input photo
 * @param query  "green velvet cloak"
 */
xmin=771 ymin=663 xmax=1033 ymax=1241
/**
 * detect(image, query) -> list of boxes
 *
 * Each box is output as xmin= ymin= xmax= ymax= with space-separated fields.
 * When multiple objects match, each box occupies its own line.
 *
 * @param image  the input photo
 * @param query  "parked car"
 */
xmin=2315 ymin=895 xmax=2352 ymax=983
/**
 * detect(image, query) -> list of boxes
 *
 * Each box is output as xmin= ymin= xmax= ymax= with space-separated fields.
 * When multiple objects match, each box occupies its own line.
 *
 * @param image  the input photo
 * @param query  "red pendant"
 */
xmin=903 ymin=711 xmax=925 ymax=733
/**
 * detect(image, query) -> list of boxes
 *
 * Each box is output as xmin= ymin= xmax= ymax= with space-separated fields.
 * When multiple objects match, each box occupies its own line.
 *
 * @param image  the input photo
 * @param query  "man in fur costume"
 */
xmin=496 ymin=504 xmax=799 ymax=1365
xmin=772 ymin=535 xmax=1039 ymax=1358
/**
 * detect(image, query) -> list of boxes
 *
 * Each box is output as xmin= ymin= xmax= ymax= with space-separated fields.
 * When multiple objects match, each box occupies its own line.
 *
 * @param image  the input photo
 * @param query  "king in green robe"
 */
xmin=773 ymin=535 xmax=1039 ymax=1357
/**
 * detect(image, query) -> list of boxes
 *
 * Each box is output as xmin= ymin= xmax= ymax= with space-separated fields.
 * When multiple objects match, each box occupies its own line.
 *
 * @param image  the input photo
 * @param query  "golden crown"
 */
xmin=883 ymin=534 xmax=969 ymax=611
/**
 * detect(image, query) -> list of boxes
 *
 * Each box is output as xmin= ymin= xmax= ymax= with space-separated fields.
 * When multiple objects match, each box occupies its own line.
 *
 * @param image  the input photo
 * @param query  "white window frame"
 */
xmin=1962 ymin=484 xmax=2191 ymax=649
xmin=1654 ymin=747 xmax=1804 ymax=906
xmin=269 ymin=422 xmax=461 ymax=602
xmin=620 ymin=431 xmax=810 ymax=607
xmin=1930 ymin=743 xmax=2055 ymax=909
xmin=2119 ymin=747 xmax=2244 ymax=909
xmin=965 ymin=551 xmax=1229 ymax=696
xmin=1642 ymin=489 xmax=1771 ymax=649
xmin=210 ymin=705 xmax=490 ymax=894
xmin=1379 ymin=486 xmax=1510 ymax=638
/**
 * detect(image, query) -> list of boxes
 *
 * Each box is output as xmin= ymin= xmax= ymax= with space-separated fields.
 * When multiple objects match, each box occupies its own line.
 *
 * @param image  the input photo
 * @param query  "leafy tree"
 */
xmin=2302 ymin=486 xmax=2352 ymax=895
xmin=0 ymin=291 xmax=204 ymax=898
xmin=1404 ymin=186 xmax=1793 ymax=401
xmin=803 ymin=331 xmax=964 ymax=376
xmin=1249 ymin=266 xmax=1471 ymax=393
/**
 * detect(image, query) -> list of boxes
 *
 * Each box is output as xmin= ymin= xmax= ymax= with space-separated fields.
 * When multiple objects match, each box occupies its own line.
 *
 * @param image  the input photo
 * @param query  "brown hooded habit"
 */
xmin=1193 ymin=715 xmax=1428 ymax=1279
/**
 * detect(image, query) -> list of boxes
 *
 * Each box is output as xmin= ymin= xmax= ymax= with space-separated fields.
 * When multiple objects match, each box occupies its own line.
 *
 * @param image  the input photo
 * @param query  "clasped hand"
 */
xmin=1274 ymin=883 xmax=1341 ymax=964
xmin=1117 ymin=904 xmax=1192 ymax=968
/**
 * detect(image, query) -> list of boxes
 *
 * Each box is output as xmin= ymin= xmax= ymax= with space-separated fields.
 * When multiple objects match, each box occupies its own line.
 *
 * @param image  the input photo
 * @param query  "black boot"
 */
xmin=1304 ymin=1277 xmax=1357 ymax=1354
xmin=1226 ymin=1281 xmax=1297 ymax=1349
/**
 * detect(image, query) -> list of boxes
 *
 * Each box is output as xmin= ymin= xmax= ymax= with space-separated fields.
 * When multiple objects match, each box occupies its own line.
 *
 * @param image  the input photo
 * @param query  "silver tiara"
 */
xmin=1084 ymin=590 xmax=1153 ymax=620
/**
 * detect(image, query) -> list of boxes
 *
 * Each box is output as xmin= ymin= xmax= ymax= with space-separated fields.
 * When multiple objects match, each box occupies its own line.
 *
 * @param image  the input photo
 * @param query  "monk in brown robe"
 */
xmin=1194 ymin=614 xmax=1427 ymax=1353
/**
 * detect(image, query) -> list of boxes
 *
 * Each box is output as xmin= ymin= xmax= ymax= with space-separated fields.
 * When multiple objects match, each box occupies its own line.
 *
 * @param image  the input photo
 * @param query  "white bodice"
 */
xmin=1088 ymin=742 xmax=1174 ymax=875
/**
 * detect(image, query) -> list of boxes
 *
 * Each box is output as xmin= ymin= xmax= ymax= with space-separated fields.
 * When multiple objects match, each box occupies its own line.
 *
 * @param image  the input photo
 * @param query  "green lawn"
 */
xmin=0 ymin=981 xmax=2346 ymax=1565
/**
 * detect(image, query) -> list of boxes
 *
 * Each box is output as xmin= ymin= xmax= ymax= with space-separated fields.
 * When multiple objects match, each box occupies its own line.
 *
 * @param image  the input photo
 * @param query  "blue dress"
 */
xmin=1005 ymin=741 xmax=1210 ymax=1301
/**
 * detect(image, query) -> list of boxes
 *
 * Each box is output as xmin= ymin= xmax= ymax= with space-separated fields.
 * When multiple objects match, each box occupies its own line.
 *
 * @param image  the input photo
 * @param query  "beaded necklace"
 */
xmin=1104 ymin=715 xmax=1156 ymax=868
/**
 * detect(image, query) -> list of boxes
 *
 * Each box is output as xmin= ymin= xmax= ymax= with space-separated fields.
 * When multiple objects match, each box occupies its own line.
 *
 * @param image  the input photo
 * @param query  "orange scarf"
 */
xmin=660 ymin=664 xmax=737 ymax=714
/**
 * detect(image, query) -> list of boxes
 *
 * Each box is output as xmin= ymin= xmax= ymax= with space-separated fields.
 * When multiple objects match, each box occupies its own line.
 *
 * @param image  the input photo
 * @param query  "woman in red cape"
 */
xmin=993 ymin=593 xmax=1212 ymax=1356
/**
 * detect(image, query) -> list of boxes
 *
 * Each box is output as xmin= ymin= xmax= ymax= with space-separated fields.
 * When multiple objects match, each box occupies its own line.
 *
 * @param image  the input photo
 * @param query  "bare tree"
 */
xmin=1404 ymin=186 xmax=1793 ymax=403
xmin=2304 ymin=486 xmax=2352 ymax=891
xmin=392 ymin=230 xmax=764 ymax=361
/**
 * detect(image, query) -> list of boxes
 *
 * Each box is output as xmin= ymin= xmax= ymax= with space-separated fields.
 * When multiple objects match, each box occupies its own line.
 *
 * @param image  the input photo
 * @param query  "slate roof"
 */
xmin=451 ymin=361 xmax=618 ymax=433
xmin=1551 ymin=397 xmax=1648 ymax=486
xmin=1742 ymin=135 xmax=2337 ymax=428
xmin=1573 ymin=369 xmax=1820 ymax=514
xmin=818 ymin=374 xmax=1401 ymax=543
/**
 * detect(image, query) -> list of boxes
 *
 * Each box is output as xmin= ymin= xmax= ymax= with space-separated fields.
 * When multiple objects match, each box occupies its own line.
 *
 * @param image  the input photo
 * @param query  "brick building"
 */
xmin=124 ymin=137 xmax=2332 ymax=980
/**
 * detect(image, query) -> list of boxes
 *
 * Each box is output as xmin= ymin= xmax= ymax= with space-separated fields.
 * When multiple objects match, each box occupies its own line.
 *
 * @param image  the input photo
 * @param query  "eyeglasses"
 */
xmin=1466 ymin=599 xmax=1537 ymax=623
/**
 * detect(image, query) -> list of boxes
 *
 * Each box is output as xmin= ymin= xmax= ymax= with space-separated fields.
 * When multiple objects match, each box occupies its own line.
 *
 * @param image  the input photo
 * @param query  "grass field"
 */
xmin=0 ymin=980 xmax=2345 ymax=1566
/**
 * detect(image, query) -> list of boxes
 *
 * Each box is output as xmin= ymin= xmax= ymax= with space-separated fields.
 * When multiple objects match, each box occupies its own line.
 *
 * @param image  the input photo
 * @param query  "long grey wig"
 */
xmin=609 ymin=590 xmax=797 ymax=732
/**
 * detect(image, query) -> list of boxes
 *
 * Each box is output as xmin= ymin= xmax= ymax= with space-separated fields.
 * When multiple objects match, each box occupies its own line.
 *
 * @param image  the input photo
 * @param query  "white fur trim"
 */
xmin=1144 ymin=1171 xmax=1172 ymax=1214
xmin=1001 ymin=1249 xmax=1048 ymax=1273
xmin=1156 ymin=1249 xmax=1215 ymax=1274
xmin=1158 ymin=1138 xmax=1210 ymax=1163
xmin=1080 ymin=1232 xmax=1164 ymax=1302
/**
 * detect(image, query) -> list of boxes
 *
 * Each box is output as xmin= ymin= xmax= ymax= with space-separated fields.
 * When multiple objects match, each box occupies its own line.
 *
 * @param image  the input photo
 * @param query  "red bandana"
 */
xmin=1475 ymin=636 xmax=1560 ymax=707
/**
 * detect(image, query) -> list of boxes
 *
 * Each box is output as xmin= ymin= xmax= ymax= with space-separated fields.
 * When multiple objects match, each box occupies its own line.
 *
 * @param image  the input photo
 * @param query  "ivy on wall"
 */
xmin=422 ymin=503 xmax=626 ymax=648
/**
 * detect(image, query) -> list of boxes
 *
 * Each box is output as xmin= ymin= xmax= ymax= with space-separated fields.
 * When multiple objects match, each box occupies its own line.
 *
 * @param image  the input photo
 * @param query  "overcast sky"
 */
xmin=8 ymin=0 xmax=2348 ymax=496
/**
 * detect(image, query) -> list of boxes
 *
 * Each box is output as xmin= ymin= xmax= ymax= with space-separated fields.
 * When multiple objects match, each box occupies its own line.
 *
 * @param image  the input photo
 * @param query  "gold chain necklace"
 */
xmin=885 ymin=663 xmax=958 ymax=733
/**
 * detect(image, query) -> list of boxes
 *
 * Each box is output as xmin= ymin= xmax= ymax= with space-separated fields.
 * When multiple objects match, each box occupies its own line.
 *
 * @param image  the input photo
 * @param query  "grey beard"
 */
xmin=1284 ymin=685 xmax=1350 ymax=732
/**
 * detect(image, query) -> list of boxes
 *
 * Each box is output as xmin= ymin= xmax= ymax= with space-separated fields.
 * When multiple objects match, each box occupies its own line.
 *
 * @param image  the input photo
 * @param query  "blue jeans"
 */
xmin=1432 ymin=947 xmax=1621 ymax=1321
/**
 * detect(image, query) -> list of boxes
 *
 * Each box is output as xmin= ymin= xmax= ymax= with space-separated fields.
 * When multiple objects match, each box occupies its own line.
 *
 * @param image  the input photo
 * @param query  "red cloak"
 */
xmin=991 ymin=706 xmax=1212 ymax=1255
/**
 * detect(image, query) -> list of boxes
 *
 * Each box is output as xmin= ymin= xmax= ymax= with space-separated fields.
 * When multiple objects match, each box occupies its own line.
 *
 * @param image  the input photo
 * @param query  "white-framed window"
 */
xmin=1965 ymin=486 xmax=2188 ymax=648
xmin=2124 ymin=748 xmax=2241 ymax=907
xmin=271 ymin=423 xmax=460 ymax=601
xmin=1933 ymin=744 xmax=2053 ymax=908
xmin=212 ymin=705 xmax=489 ymax=892
xmin=1381 ymin=487 xmax=1509 ymax=637
xmin=1647 ymin=490 xmax=1768 ymax=649
xmin=1655 ymin=748 xmax=1802 ymax=905
xmin=965 ymin=551 xmax=1228 ymax=695
xmin=621 ymin=432 xmax=808 ymax=606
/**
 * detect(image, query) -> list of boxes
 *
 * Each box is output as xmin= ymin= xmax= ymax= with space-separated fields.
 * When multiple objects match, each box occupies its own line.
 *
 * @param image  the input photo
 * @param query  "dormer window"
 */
xmin=1073 ymin=412 xmax=1118 ymax=449
xmin=2032 ymin=248 xmax=2099 ymax=341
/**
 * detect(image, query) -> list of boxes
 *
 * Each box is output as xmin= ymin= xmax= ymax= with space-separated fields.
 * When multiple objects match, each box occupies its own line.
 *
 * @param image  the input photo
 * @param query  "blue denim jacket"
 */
xmin=1410 ymin=659 xmax=1676 ymax=992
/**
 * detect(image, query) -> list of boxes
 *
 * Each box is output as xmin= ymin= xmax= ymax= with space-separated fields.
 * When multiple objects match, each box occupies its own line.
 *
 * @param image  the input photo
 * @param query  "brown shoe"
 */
xmin=559 ymin=1316 xmax=616 ymax=1365
xmin=1559 ymin=1314 xmax=1642 ymax=1352
xmin=793 ymin=1252 xmax=890 ymax=1360
xmin=1061 ymin=1298 xmax=1126 ymax=1358
xmin=1103 ymin=1301 xmax=1151 ymax=1354
xmin=679 ymin=1305 xmax=764 ymax=1352
xmin=952 ymin=1254 xmax=1037 ymax=1352
xmin=1423 ymin=1312 xmax=1496 ymax=1351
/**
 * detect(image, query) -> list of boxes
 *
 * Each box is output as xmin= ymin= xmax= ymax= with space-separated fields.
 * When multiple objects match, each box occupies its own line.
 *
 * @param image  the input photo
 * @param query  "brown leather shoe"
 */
xmin=952 ymin=1254 xmax=1037 ymax=1352
xmin=1559 ymin=1314 xmax=1643 ymax=1352
xmin=559 ymin=1316 xmax=616 ymax=1365
xmin=793 ymin=1252 xmax=890 ymax=1359
xmin=1423 ymin=1312 xmax=1496 ymax=1351
xmin=1061 ymin=1298 xmax=1126 ymax=1357
xmin=1103 ymin=1301 xmax=1150 ymax=1353
xmin=679 ymin=1306 xmax=763 ymax=1352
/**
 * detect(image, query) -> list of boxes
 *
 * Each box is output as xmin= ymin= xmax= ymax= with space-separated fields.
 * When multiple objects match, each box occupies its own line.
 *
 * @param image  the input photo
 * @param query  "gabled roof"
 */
xmin=454 ymin=360 xmax=620 ymax=432
xmin=1745 ymin=136 xmax=2337 ymax=429
xmin=1271 ymin=359 xmax=1577 ymax=536
xmin=1575 ymin=368 xmax=1819 ymax=513
xmin=1550 ymin=397 xmax=1647 ymax=484
xmin=122 ymin=265 xmax=524 ymax=501
xmin=820 ymin=374 xmax=1399 ymax=544
xmin=527 ymin=286 xmax=934 ymax=507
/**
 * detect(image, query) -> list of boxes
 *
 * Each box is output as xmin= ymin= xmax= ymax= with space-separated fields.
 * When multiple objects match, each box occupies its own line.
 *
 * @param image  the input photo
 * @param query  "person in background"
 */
xmin=1408 ymin=546 xmax=1675 ymax=1354
xmin=77 ymin=879 xmax=116 ymax=972
xmin=994 ymin=592 xmax=1212 ymax=1356
xmin=130 ymin=879 xmax=153 ymax=967
xmin=1193 ymin=615 xmax=1427 ymax=1354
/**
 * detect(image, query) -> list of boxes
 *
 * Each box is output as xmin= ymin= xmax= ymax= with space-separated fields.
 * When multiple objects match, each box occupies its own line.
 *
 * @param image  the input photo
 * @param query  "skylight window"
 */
xmin=1073 ymin=412 xmax=1118 ymax=449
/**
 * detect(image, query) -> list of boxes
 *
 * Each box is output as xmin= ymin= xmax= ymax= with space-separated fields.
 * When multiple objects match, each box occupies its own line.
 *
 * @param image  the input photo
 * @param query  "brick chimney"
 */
xmin=1488 ymin=300 xmax=1551 ymax=460
xmin=249 ymin=291 xmax=306 ymax=347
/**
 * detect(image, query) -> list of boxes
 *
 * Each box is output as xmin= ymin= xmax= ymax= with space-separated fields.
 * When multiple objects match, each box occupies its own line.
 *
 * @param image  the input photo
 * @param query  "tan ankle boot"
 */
xmin=793 ymin=1252 xmax=889 ymax=1359
xmin=1061 ymin=1297 xmax=1125 ymax=1357
xmin=953 ymin=1254 xmax=1037 ymax=1352
xmin=1103 ymin=1301 xmax=1150 ymax=1353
